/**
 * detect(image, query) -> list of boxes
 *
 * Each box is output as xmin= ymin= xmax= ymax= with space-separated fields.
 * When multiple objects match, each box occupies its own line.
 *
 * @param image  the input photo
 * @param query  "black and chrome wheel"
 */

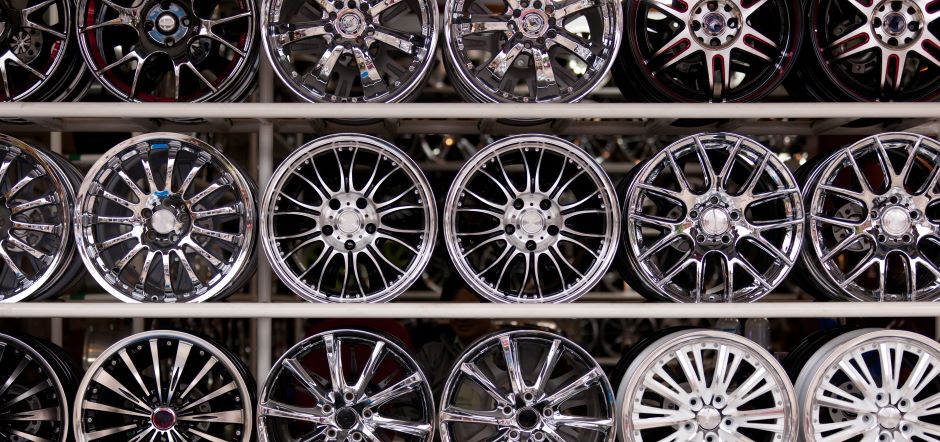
xmin=793 ymin=329 xmax=940 ymax=442
xmin=442 ymin=0 xmax=622 ymax=102
xmin=75 ymin=133 xmax=257 ymax=303
xmin=258 ymin=329 xmax=435 ymax=442
xmin=798 ymin=133 xmax=940 ymax=301
xmin=74 ymin=330 xmax=254 ymax=442
xmin=76 ymin=0 xmax=258 ymax=102
xmin=262 ymin=0 xmax=438 ymax=103
xmin=0 ymin=0 xmax=80 ymax=101
xmin=615 ymin=329 xmax=797 ymax=442
xmin=438 ymin=329 xmax=615 ymax=441
xmin=444 ymin=135 xmax=620 ymax=303
xmin=619 ymin=133 xmax=803 ymax=303
xmin=614 ymin=0 xmax=800 ymax=102
xmin=262 ymin=134 xmax=436 ymax=303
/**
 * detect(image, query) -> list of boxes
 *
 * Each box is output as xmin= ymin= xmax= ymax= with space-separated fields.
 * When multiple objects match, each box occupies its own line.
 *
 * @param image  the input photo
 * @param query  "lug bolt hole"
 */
xmin=696 ymin=234 xmax=706 ymax=242
xmin=910 ymin=210 xmax=920 ymax=220
xmin=547 ymin=225 xmax=559 ymax=235
xmin=326 ymin=428 xmax=337 ymax=438
xmin=889 ymin=196 xmax=900 ymax=204
xmin=539 ymin=199 xmax=552 ymax=210
xmin=526 ymin=240 xmax=537 ymax=250
xmin=344 ymin=240 xmax=356 ymax=250
xmin=505 ymin=225 xmax=516 ymax=234
xmin=690 ymin=210 xmax=699 ymax=219
xmin=344 ymin=392 xmax=355 ymax=401
xmin=902 ymin=234 xmax=912 ymax=242
xmin=730 ymin=211 xmax=740 ymax=220
xmin=329 ymin=199 xmax=341 ymax=210
xmin=323 ymin=225 xmax=334 ymax=235
xmin=356 ymin=198 xmax=368 ymax=209
xmin=142 ymin=208 xmax=152 ymax=218
xmin=523 ymin=392 xmax=534 ymax=401
xmin=542 ymin=407 xmax=553 ymax=417
xmin=709 ymin=196 xmax=720 ymax=204
xmin=513 ymin=199 xmax=524 ymax=209
xmin=365 ymin=223 xmax=376 ymax=234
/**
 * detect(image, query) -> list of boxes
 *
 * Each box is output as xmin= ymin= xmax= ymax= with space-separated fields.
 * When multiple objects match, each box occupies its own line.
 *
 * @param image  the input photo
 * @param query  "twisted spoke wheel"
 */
xmin=0 ymin=0 xmax=73 ymax=101
xmin=808 ymin=0 xmax=940 ymax=100
xmin=800 ymin=133 xmax=940 ymax=301
xmin=616 ymin=329 xmax=797 ymax=442
xmin=74 ymin=330 xmax=254 ymax=442
xmin=76 ymin=0 xmax=257 ymax=102
xmin=444 ymin=135 xmax=619 ymax=303
xmin=262 ymin=0 xmax=438 ymax=103
xmin=76 ymin=133 xmax=257 ymax=303
xmin=443 ymin=0 xmax=621 ymax=102
xmin=795 ymin=329 xmax=940 ymax=442
xmin=258 ymin=329 xmax=435 ymax=442
xmin=438 ymin=330 xmax=615 ymax=442
xmin=621 ymin=133 xmax=803 ymax=303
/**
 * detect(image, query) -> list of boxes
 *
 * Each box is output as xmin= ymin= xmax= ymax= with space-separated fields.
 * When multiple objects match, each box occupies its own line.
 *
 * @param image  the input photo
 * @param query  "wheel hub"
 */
xmin=518 ymin=9 xmax=549 ymax=38
xmin=335 ymin=9 xmax=367 ymax=38
xmin=320 ymin=193 xmax=378 ymax=252
xmin=699 ymin=207 xmax=731 ymax=235
xmin=145 ymin=2 xmax=190 ymax=46
xmin=696 ymin=406 xmax=722 ymax=430
xmin=690 ymin=0 xmax=742 ymax=48
xmin=877 ymin=406 xmax=901 ymax=429
xmin=150 ymin=208 xmax=178 ymax=234
xmin=871 ymin=0 xmax=923 ymax=49
xmin=691 ymin=195 xmax=739 ymax=245
xmin=335 ymin=407 xmax=359 ymax=429
xmin=880 ymin=206 xmax=912 ymax=236
xmin=151 ymin=407 xmax=177 ymax=431
xmin=503 ymin=193 xmax=562 ymax=253
xmin=9 ymin=29 xmax=40 ymax=63
xmin=516 ymin=407 xmax=541 ymax=430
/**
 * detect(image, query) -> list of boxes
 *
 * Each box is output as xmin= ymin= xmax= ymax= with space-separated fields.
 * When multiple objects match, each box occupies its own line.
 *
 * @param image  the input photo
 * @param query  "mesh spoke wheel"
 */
xmin=0 ymin=0 xmax=75 ymax=101
xmin=258 ymin=329 xmax=435 ymax=442
xmin=443 ymin=135 xmax=619 ymax=303
xmin=799 ymin=133 xmax=940 ymax=301
xmin=74 ymin=330 xmax=254 ymax=442
xmin=261 ymin=134 xmax=436 ymax=303
xmin=262 ymin=0 xmax=438 ymax=103
xmin=76 ymin=0 xmax=257 ymax=102
xmin=620 ymin=133 xmax=803 ymax=303
xmin=794 ymin=329 xmax=940 ymax=442
xmin=75 ymin=133 xmax=257 ymax=303
xmin=438 ymin=329 xmax=616 ymax=442
xmin=442 ymin=0 xmax=621 ymax=102
xmin=615 ymin=329 xmax=797 ymax=442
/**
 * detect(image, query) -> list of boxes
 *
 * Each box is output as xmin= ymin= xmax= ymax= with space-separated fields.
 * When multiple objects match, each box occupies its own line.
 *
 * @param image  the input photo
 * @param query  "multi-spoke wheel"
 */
xmin=793 ymin=329 xmax=940 ymax=442
xmin=438 ymin=329 xmax=615 ymax=442
xmin=76 ymin=0 xmax=258 ymax=102
xmin=261 ymin=134 xmax=436 ymax=303
xmin=613 ymin=0 xmax=800 ymax=102
xmin=262 ymin=0 xmax=438 ymax=103
xmin=444 ymin=135 xmax=619 ymax=303
xmin=75 ymin=133 xmax=257 ymax=303
xmin=258 ymin=329 xmax=435 ymax=442
xmin=0 ymin=332 xmax=81 ymax=442
xmin=615 ymin=329 xmax=797 ymax=442
xmin=798 ymin=133 xmax=940 ymax=301
xmin=74 ymin=330 xmax=254 ymax=442
xmin=0 ymin=135 xmax=84 ymax=303
xmin=619 ymin=133 xmax=803 ymax=303
xmin=442 ymin=0 xmax=622 ymax=102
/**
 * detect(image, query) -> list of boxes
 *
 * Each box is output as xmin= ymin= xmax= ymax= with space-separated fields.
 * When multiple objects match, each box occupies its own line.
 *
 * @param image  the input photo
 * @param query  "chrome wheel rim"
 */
xmin=75 ymin=133 xmax=257 ymax=303
xmin=442 ymin=0 xmax=621 ymax=102
xmin=616 ymin=329 xmax=797 ymax=442
xmin=261 ymin=134 xmax=436 ymax=303
xmin=262 ymin=0 xmax=438 ymax=103
xmin=74 ymin=330 xmax=253 ymax=442
xmin=622 ymin=133 xmax=803 ymax=303
xmin=0 ymin=0 xmax=73 ymax=101
xmin=443 ymin=135 xmax=619 ymax=303
xmin=0 ymin=333 xmax=71 ymax=442
xmin=76 ymin=0 xmax=257 ymax=102
xmin=438 ymin=329 xmax=615 ymax=442
xmin=802 ymin=133 xmax=940 ymax=301
xmin=258 ymin=329 xmax=435 ymax=442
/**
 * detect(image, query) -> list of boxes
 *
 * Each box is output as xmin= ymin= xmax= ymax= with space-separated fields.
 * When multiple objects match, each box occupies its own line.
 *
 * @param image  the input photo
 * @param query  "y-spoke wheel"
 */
xmin=262 ymin=134 xmax=436 ymax=303
xmin=794 ymin=329 xmax=940 ymax=442
xmin=615 ymin=0 xmax=800 ymax=102
xmin=799 ymin=133 xmax=940 ymax=302
xmin=258 ymin=329 xmax=435 ymax=442
xmin=74 ymin=330 xmax=254 ymax=442
xmin=439 ymin=329 xmax=615 ymax=442
xmin=620 ymin=133 xmax=803 ymax=303
xmin=616 ymin=329 xmax=797 ymax=442
xmin=76 ymin=0 xmax=258 ymax=102
xmin=442 ymin=0 xmax=622 ymax=102
xmin=262 ymin=0 xmax=438 ymax=103
xmin=444 ymin=135 xmax=619 ymax=303
xmin=0 ymin=0 xmax=78 ymax=101
xmin=75 ymin=133 xmax=257 ymax=303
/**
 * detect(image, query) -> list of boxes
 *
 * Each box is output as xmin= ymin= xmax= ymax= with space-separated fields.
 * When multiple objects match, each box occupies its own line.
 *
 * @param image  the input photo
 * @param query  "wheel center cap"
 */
xmin=881 ymin=206 xmax=911 ymax=236
xmin=336 ymin=10 xmax=366 ymax=37
xmin=700 ymin=208 xmax=731 ymax=235
xmin=703 ymin=12 xmax=726 ymax=35
xmin=884 ymin=12 xmax=907 ymax=35
xmin=697 ymin=406 xmax=721 ymax=430
xmin=520 ymin=210 xmax=545 ymax=234
xmin=878 ymin=406 xmax=902 ymax=429
xmin=517 ymin=408 xmax=540 ymax=430
xmin=335 ymin=407 xmax=359 ymax=429
xmin=337 ymin=210 xmax=362 ymax=234
xmin=151 ymin=407 xmax=176 ymax=431
xmin=519 ymin=10 xmax=548 ymax=37
xmin=151 ymin=209 xmax=178 ymax=234
xmin=157 ymin=13 xmax=178 ymax=34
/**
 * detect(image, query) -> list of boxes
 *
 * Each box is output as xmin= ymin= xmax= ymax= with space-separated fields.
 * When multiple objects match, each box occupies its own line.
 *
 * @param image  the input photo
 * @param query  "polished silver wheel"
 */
xmin=444 ymin=135 xmax=619 ymax=303
xmin=262 ymin=0 xmax=438 ymax=103
xmin=75 ymin=133 xmax=257 ymax=303
xmin=442 ymin=0 xmax=621 ymax=102
xmin=800 ymin=133 xmax=940 ymax=301
xmin=258 ymin=329 xmax=435 ymax=442
xmin=74 ymin=330 xmax=254 ymax=442
xmin=621 ymin=133 xmax=803 ymax=303
xmin=0 ymin=0 xmax=77 ymax=101
xmin=794 ymin=329 xmax=940 ymax=442
xmin=261 ymin=134 xmax=436 ymax=303
xmin=76 ymin=0 xmax=257 ymax=102
xmin=439 ymin=329 xmax=615 ymax=442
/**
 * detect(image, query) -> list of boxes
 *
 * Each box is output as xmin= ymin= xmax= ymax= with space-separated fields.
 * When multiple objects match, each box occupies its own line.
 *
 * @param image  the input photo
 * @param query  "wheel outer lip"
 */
xmin=72 ymin=329 xmax=254 ymax=442
xmin=615 ymin=329 xmax=798 ymax=442
xmin=260 ymin=133 xmax=438 ymax=303
xmin=260 ymin=0 xmax=440 ymax=103
xmin=0 ymin=332 xmax=72 ymax=442
xmin=443 ymin=134 xmax=620 ymax=303
xmin=74 ymin=132 xmax=258 ymax=303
